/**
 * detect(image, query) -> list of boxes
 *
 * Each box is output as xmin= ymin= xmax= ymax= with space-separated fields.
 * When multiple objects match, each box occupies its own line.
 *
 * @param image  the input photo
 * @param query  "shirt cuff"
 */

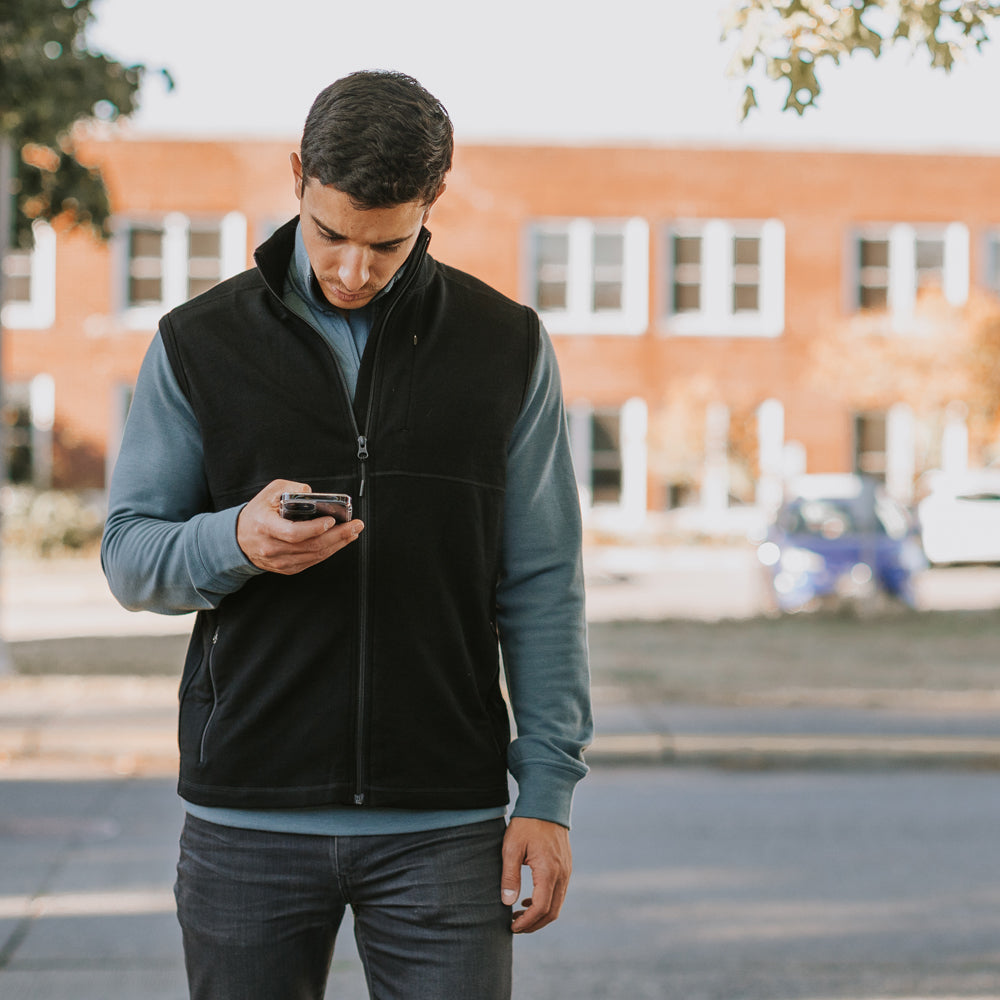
xmin=194 ymin=505 xmax=263 ymax=592
xmin=508 ymin=761 xmax=585 ymax=829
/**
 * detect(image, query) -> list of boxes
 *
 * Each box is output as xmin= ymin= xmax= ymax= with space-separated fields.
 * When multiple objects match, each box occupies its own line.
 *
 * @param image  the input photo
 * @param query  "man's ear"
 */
xmin=290 ymin=152 xmax=304 ymax=200
xmin=422 ymin=183 xmax=447 ymax=224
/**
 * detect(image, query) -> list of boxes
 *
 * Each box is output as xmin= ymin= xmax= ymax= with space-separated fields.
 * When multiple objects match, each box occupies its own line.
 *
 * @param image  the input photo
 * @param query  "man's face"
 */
xmin=291 ymin=153 xmax=441 ymax=310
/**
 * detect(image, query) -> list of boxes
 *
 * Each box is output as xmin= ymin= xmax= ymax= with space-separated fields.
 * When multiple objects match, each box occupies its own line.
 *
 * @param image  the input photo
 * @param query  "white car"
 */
xmin=917 ymin=470 xmax=1000 ymax=565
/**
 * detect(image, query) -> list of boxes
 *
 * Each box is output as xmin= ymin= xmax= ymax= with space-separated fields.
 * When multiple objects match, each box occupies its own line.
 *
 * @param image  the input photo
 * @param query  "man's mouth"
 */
xmin=325 ymin=283 xmax=375 ymax=305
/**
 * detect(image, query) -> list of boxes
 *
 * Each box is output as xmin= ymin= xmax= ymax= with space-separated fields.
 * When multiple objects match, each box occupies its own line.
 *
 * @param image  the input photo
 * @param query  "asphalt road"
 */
xmin=3 ymin=766 xmax=1000 ymax=999
xmin=516 ymin=766 xmax=1000 ymax=1000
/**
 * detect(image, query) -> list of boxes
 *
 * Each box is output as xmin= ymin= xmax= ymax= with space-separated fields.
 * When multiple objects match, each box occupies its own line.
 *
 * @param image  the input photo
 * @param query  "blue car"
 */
xmin=757 ymin=476 xmax=926 ymax=613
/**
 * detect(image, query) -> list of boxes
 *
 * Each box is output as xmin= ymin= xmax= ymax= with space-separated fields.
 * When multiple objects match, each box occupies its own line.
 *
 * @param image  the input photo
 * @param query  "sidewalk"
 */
xmin=5 ymin=673 xmax=1000 ymax=782
xmin=4 ymin=547 xmax=1000 ymax=778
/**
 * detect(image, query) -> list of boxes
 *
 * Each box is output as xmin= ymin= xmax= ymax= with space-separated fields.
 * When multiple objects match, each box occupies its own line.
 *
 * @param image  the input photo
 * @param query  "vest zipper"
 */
xmin=353 ymin=433 xmax=369 ymax=805
xmin=350 ymin=232 xmax=430 ymax=807
xmin=198 ymin=626 xmax=220 ymax=764
xmin=268 ymin=233 xmax=431 ymax=807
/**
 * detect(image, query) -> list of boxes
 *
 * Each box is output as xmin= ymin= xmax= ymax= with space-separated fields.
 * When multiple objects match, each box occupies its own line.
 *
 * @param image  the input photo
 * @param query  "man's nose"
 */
xmin=338 ymin=247 xmax=370 ymax=291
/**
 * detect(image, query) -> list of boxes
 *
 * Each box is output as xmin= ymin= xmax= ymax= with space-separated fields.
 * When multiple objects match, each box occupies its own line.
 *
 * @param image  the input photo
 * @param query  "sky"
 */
xmin=87 ymin=0 xmax=1000 ymax=152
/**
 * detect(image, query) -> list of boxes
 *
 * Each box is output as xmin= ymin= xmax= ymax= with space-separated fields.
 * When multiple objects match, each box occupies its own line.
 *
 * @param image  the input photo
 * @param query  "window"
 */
xmin=851 ymin=223 xmax=968 ymax=321
xmin=985 ymin=232 xmax=1000 ymax=297
xmin=590 ymin=409 xmax=623 ymax=504
xmin=2 ymin=384 xmax=32 ymax=484
xmin=118 ymin=212 xmax=247 ymax=326
xmin=915 ymin=236 xmax=945 ymax=292
xmin=527 ymin=218 xmax=648 ymax=334
xmin=592 ymin=232 xmax=626 ymax=312
xmin=187 ymin=224 xmax=225 ymax=298
xmin=568 ymin=402 xmax=623 ymax=506
xmin=126 ymin=224 xmax=165 ymax=307
xmin=2 ymin=374 xmax=54 ymax=487
xmin=854 ymin=412 xmax=887 ymax=480
xmin=671 ymin=235 xmax=702 ymax=313
xmin=535 ymin=231 xmax=569 ymax=311
xmin=4 ymin=249 xmax=32 ymax=303
xmin=857 ymin=238 xmax=890 ymax=310
xmin=732 ymin=236 xmax=761 ymax=312
xmin=1 ymin=221 xmax=56 ymax=329
xmin=568 ymin=398 xmax=648 ymax=521
xmin=663 ymin=220 xmax=785 ymax=337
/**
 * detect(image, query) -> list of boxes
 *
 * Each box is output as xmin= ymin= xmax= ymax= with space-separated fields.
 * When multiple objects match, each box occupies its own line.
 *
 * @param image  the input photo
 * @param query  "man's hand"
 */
xmin=236 ymin=479 xmax=364 ymax=575
xmin=500 ymin=817 xmax=572 ymax=934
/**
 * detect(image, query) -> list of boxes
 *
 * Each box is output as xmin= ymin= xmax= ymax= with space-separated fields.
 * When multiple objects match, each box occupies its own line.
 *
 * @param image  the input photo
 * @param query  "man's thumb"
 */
xmin=501 ymin=866 xmax=521 ymax=906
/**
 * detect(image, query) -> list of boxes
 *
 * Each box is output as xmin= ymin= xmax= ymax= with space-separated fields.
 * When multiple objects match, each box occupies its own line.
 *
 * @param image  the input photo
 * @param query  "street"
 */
xmin=2 ymin=765 xmax=1000 ymax=999
xmin=517 ymin=766 xmax=1000 ymax=1000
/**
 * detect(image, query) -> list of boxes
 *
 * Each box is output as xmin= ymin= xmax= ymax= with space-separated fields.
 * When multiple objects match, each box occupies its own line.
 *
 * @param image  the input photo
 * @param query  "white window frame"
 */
xmin=116 ymin=211 xmax=247 ymax=328
xmin=527 ymin=218 xmax=649 ymax=335
xmin=2 ymin=221 xmax=56 ymax=329
xmin=568 ymin=397 xmax=648 ymax=525
xmin=851 ymin=222 xmax=969 ymax=328
xmin=663 ymin=219 xmax=784 ymax=338
xmin=2 ymin=373 xmax=55 ymax=488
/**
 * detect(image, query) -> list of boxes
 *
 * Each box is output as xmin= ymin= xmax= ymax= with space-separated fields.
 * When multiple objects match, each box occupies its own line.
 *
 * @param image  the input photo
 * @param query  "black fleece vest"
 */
xmin=161 ymin=219 xmax=539 ymax=810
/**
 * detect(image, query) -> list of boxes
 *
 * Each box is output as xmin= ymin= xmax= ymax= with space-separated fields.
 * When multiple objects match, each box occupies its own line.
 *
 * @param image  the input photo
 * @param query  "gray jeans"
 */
xmin=175 ymin=814 xmax=512 ymax=999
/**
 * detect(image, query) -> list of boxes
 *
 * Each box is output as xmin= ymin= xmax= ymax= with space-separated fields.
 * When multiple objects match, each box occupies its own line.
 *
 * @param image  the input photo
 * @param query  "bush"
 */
xmin=0 ymin=485 xmax=106 ymax=557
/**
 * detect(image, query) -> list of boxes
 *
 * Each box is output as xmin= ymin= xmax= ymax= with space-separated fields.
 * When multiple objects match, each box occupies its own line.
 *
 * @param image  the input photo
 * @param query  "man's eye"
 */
xmin=376 ymin=243 xmax=402 ymax=254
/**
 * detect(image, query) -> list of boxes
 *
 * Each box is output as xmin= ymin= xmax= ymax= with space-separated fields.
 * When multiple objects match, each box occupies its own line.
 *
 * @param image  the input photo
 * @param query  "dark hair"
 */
xmin=300 ymin=70 xmax=453 ymax=208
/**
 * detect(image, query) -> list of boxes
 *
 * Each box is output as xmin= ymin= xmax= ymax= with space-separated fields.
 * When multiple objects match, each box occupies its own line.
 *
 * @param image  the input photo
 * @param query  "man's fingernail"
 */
xmin=502 ymin=890 xmax=517 ymax=903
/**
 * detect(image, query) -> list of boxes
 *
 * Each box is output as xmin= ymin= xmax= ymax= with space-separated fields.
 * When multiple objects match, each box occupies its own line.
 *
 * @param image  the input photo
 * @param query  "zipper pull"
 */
xmin=357 ymin=435 xmax=368 ymax=460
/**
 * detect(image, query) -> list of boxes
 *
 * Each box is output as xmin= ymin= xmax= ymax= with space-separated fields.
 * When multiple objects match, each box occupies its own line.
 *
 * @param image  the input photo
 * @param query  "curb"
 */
xmin=5 ymin=730 xmax=1000 ymax=781
xmin=5 ymin=676 xmax=1000 ymax=779
xmin=588 ymin=732 xmax=1000 ymax=770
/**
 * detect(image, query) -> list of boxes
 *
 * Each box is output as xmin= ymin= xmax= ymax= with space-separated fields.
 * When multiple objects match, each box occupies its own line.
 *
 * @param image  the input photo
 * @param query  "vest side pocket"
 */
xmin=177 ymin=618 xmax=219 ymax=768
xmin=197 ymin=625 xmax=221 ymax=764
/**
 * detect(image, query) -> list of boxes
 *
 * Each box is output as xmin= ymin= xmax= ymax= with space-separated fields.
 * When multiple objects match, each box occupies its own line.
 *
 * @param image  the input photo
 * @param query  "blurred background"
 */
xmin=3 ymin=2 xmax=1000 ymax=998
xmin=5 ymin=0 xmax=1000 ymax=608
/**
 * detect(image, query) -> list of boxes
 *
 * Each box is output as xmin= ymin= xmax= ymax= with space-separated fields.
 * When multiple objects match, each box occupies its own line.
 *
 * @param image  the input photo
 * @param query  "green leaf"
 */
xmin=1 ymin=0 xmax=168 ymax=245
xmin=721 ymin=0 xmax=1000 ymax=119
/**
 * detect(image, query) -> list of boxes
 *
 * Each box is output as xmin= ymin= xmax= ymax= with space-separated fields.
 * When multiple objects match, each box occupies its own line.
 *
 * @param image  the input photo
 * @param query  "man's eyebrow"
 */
xmin=312 ymin=217 xmax=346 ymax=240
xmin=311 ymin=215 xmax=410 ymax=248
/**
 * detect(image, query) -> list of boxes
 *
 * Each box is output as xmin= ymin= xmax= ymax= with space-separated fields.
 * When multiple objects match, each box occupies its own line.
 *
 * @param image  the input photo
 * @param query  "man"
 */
xmin=102 ymin=70 xmax=591 ymax=1000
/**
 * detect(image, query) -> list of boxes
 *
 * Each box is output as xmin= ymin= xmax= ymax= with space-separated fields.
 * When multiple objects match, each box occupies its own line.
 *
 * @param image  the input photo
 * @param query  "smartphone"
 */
xmin=279 ymin=492 xmax=353 ymax=523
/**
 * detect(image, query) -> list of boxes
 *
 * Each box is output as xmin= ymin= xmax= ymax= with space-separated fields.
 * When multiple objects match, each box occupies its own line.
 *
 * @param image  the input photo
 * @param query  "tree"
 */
xmin=809 ymin=288 xmax=1000 ymax=472
xmin=0 ymin=0 xmax=170 ymax=249
xmin=0 ymin=0 xmax=166 ymax=670
xmin=722 ymin=0 xmax=1000 ymax=118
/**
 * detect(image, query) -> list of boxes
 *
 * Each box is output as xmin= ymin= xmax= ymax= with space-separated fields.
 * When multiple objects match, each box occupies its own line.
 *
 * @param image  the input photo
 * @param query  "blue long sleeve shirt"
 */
xmin=102 ymin=223 xmax=592 ymax=833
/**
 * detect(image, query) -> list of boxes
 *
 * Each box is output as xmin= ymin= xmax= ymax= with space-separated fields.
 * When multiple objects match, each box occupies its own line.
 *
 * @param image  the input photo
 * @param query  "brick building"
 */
xmin=4 ymin=133 xmax=1000 ymax=530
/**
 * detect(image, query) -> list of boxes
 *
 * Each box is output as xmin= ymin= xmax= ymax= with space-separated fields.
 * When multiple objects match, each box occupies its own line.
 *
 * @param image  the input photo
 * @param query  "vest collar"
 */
xmin=254 ymin=217 xmax=434 ymax=309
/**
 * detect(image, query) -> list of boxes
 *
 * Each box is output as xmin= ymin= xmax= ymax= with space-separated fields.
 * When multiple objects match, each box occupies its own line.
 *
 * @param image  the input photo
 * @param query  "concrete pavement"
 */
xmin=5 ymin=547 xmax=1000 ymax=778
xmin=5 ymin=673 xmax=1000 ymax=783
xmin=9 ymin=541 xmax=1000 ymax=641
